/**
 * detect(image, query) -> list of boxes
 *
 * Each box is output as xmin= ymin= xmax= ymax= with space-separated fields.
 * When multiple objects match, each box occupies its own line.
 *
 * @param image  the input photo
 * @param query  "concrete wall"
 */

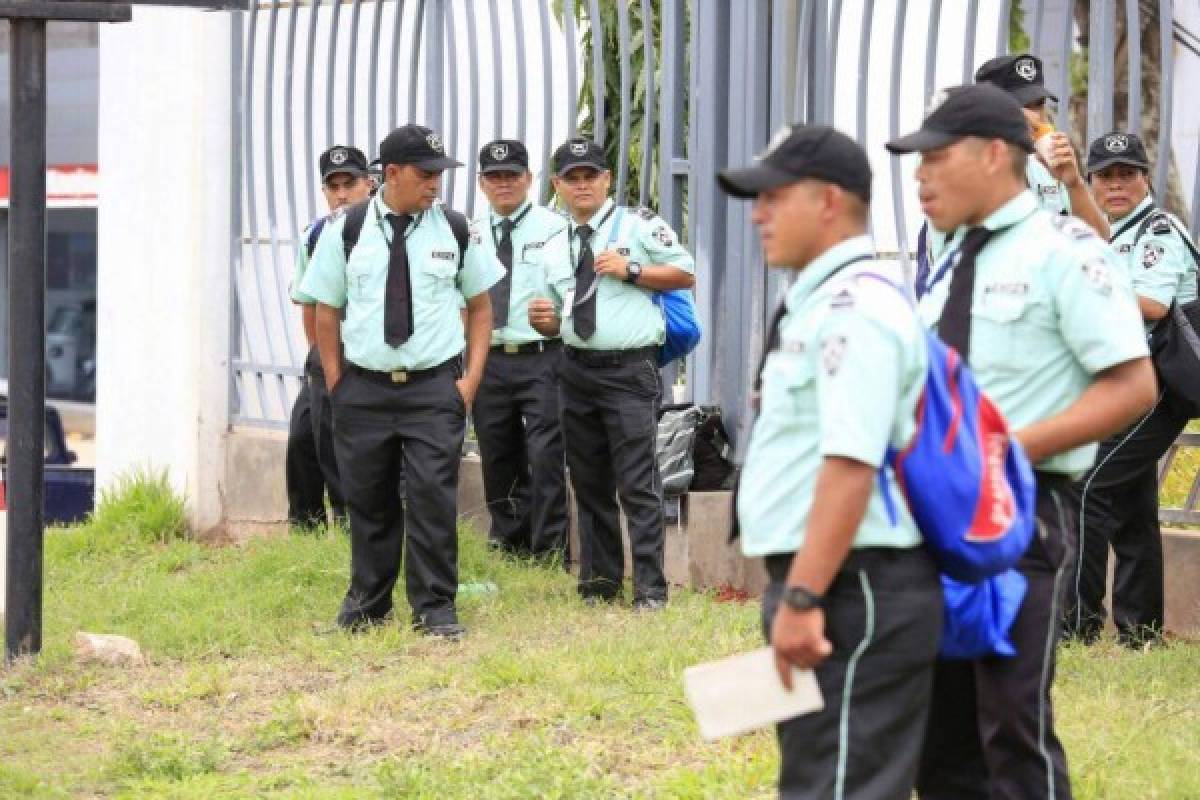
xmin=95 ymin=8 xmax=233 ymax=536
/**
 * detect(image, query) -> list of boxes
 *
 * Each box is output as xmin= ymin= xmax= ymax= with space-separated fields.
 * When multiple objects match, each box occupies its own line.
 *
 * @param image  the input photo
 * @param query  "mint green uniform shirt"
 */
xmin=291 ymin=215 xmax=329 ymax=305
xmin=542 ymin=198 xmax=695 ymax=350
xmin=1109 ymin=196 xmax=1198 ymax=332
xmin=471 ymin=200 xmax=569 ymax=346
xmin=299 ymin=195 xmax=504 ymax=371
xmin=926 ymin=159 xmax=1072 ymax=264
xmin=917 ymin=191 xmax=1149 ymax=476
xmin=738 ymin=236 xmax=927 ymax=557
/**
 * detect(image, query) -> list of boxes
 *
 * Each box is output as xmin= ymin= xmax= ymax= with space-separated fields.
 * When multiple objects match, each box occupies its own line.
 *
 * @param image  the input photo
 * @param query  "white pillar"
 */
xmin=95 ymin=7 xmax=233 ymax=535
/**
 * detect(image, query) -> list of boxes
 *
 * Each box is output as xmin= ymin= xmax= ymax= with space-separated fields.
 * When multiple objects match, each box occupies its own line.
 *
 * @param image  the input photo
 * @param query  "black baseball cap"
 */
xmin=717 ymin=125 xmax=872 ymax=203
xmin=319 ymin=145 xmax=368 ymax=182
xmin=886 ymin=84 xmax=1035 ymax=155
xmin=377 ymin=124 xmax=462 ymax=170
xmin=552 ymin=137 xmax=608 ymax=176
xmin=479 ymin=139 xmax=530 ymax=174
xmin=975 ymin=54 xmax=1058 ymax=107
xmin=1086 ymin=131 xmax=1150 ymax=175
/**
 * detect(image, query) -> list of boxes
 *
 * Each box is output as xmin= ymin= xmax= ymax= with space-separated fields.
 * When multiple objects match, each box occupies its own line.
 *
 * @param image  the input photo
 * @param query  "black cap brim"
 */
xmin=415 ymin=156 xmax=463 ymax=170
xmin=321 ymin=166 xmax=368 ymax=181
xmin=716 ymin=163 xmax=803 ymax=198
xmin=554 ymin=161 xmax=608 ymax=177
xmin=1008 ymin=84 xmax=1058 ymax=106
xmin=1087 ymin=155 xmax=1150 ymax=175
xmin=884 ymin=129 xmax=962 ymax=155
xmin=480 ymin=164 xmax=528 ymax=174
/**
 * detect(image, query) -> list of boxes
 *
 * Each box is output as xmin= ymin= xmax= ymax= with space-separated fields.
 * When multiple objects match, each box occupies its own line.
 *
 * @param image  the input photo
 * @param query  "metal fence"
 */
xmin=232 ymin=1 xmax=1200 ymax=458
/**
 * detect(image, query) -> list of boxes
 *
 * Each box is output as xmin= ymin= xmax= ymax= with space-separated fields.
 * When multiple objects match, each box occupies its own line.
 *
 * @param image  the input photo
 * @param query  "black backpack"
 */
xmin=339 ymin=201 xmax=470 ymax=266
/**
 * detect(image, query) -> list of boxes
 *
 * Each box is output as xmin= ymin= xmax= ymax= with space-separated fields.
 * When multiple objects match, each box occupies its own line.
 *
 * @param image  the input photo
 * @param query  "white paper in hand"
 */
xmin=683 ymin=647 xmax=823 ymax=741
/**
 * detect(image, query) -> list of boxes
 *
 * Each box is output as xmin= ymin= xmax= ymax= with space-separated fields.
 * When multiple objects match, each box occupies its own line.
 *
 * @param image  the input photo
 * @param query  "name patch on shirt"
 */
xmin=431 ymin=250 xmax=457 ymax=261
xmin=982 ymin=282 xmax=1030 ymax=297
xmin=1117 ymin=243 xmax=1133 ymax=254
xmin=780 ymin=339 xmax=806 ymax=354
xmin=522 ymin=241 xmax=546 ymax=254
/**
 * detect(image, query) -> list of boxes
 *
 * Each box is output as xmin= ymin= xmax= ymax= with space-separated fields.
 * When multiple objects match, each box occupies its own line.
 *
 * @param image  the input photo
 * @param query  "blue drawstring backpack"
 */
xmin=860 ymin=272 xmax=1037 ymax=659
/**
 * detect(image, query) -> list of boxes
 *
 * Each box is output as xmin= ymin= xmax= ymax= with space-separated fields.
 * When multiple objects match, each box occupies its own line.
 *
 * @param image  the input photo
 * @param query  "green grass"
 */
xmin=0 ymin=475 xmax=1197 ymax=797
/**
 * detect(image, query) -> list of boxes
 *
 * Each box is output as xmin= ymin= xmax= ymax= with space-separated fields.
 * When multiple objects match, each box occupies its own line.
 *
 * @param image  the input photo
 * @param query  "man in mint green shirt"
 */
xmin=888 ymin=84 xmax=1155 ymax=800
xmin=470 ymin=139 xmax=569 ymax=561
xmin=527 ymin=137 xmax=694 ymax=610
xmin=1066 ymin=131 xmax=1200 ymax=647
xmin=300 ymin=124 xmax=503 ymax=639
xmin=719 ymin=124 xmax=940 ymax=800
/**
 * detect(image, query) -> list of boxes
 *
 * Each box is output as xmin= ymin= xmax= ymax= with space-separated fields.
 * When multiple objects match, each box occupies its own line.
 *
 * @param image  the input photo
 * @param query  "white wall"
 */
xmin=96 ymin=7 xmax=232 ymax=532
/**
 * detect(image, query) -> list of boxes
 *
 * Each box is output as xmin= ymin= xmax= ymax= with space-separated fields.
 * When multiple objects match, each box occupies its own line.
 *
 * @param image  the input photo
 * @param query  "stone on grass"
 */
xmin=74 ymin=632 xmax=146 ymax=666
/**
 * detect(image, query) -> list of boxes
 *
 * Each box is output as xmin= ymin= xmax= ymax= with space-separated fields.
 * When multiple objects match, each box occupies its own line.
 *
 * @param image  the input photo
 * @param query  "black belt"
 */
xmin=490 ymin=339 xmax=562 ymax=356
xmin=1034 ymin=470 xmax=1073 ymax=491
xmin=347 ymin=357 xmax=459 ymax=386
xmin=564 ymin=345 xmax=658 ymax=368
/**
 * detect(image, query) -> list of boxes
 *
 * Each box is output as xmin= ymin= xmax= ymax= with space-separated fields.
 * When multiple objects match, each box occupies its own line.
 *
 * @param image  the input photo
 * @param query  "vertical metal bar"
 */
xmin=1153 ymin=0 xmax=1174 ymax=197
xmin=389 ymin=0 xmax=407 ymax=130
xmin=230 ymin=9 xmax=247 ymax=424
xmin=367 ymin=0 xmax=384 ymax=147
xmin=638 ymin=0 xmax=655 ymax=208
xmin=856 ymin=0 xmax=875 ymax=145
xmin=962 ymin=0 xmax=979 ymax=83
xmin=1031 ymin=0 xmax=1045 ymax=52
xmin=423 ymin=0 xmax=445 ymax=131
xmin=539 ymin=0 xmax=556 ymax=203
xmin=615 ymin=0 xmax=632 ymax=199
xmin=511 ymin=0 xmax=529 ymax=144
xmin=811 ymin=0 xmax=829 ymax=122
xmin=444 ymin=0 xmax=460 ymax=206
xmin=324 ymin=0 xmax=342 ymax=147
xmin=5 ymin=17 xmax=47 ymax=662
xmin=924 ymin=0 xmax=942 ymax=108
xmin=408 ymin=0 xmax=426 ymax=124
xmin=465 ymin=0 xmax=483 ymax=213
xmin=829 ymin=0 xmax=844 ymax=93
xmin=1088 ymin=0 xmax=1116 ymax=144
xmin=659 ymin=0 xmax=686 ymax=230
xmin=890 ymin=0 xmax=911 ymax=275
xmin=346 ymin=0 xmax=364 ymax=145
xmin=794 ymin=0 xmax=814 ymax=122
xmin=262 ymin=0 xmax=299 ymax=375
xmin=303 ymin=0 xmax=320 ymax=221
xmin=588 ymin=0 xmax=606 ymax=143
xmin=996 ymin=0 xmax=1012 ymax=55
xmin=564 ymin=0 xmax=579 ymax=137
xmin=488 ymin=0 xmax=503 ymax=135
xmin=1125 ymin=0 xmax=1141 ymax=134
xmin=282 ymin=0 xmax=300 ymax=248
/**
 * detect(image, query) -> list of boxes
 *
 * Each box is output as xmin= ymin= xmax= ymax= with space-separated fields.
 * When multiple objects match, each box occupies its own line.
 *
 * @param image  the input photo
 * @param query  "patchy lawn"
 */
xmin=0 ymin=476 xmax=1197 ymax=798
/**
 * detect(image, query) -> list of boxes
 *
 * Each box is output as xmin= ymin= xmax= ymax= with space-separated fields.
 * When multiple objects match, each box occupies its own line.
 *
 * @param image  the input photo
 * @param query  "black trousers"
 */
xmin=558 ymin=347 xmax=667 ymax=602
xmin=331 ymin=360 xmax=466 ymax=628
xmin=1064 ymin=392 xmax=1188 ymax=645
xmin=917 ymin=473 xmax=1076 ymax=800
xmin=285 ymin=382 xmax=325 ymax=527
xmin=764 ymin=548 xmax=942 ymax=800
xmin=473 ymin=344 xmax=569 ymax=559
xmin=305 ymin=346 xmax=346 ymax=523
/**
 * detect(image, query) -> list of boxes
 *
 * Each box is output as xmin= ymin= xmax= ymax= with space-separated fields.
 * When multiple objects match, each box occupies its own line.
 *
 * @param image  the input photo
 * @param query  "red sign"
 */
xmin=0 ymin=164 xmax=98 ymax=209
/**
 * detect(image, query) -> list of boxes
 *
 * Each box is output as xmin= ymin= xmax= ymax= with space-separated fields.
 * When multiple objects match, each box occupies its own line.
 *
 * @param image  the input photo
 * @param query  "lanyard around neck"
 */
xmin=373 ymin=199 xmax=423 ymax=246
xmin=491 ymin=202 xmax=533 ymax=250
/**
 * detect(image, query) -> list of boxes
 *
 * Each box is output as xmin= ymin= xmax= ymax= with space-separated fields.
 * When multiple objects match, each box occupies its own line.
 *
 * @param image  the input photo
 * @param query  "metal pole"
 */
xmin=5 ymin=16 xmax=47 ymax=662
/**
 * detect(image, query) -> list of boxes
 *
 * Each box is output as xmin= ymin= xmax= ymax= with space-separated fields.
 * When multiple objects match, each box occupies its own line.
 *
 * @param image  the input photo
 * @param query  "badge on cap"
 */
xmin=1015 ymin=57 xmax=1038 ymax=82
xmin=926 ymin=88 xmax=950 ymax=116
xmin=426 ymin=133 xmax=444 ymax=154
xmin=570 ymin=141 xmax=589 ymax=156
xmin=1104 ymin=134 xmax=1129 ymax=153
xmin=330 ymin=148 xmax=348 ymax=165
xmin=490 ymin=143 xmax=509 ymax=161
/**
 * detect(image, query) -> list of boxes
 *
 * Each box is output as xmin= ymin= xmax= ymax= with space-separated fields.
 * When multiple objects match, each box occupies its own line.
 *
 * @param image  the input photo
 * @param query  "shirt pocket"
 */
xmin=515 ymin=259 xmax=546 ymax=293
xmin=970 ymin=292 xmax=1049 ymax=374
xmin=417 ymin=259 xmax=459 ymax=299
xmin=760 ymin=350 xmax=816 ymax=422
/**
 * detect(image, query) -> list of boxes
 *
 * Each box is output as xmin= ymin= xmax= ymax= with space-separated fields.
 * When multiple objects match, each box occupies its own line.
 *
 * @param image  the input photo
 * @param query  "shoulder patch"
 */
xmin=636 ymin=206 xmax=657 ymax=221
xmin=1150 ymin=216 xmax=1173 ymax=236
xmin=1082 ymin=258 xmax=1113 ymax=295
xmin=1142 ymin=242 xmax=1165 ymax=268
xmin=651 ymin=224 xmax=675 ymax=247
xmin=820 ymin=335 xmax=849 ymax=376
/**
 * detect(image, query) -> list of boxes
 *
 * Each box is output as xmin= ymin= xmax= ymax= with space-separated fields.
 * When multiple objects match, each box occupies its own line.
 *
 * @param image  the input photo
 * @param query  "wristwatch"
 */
xmin=782 ymin=584 xmax=825 ymax=612
xmin=624 ymin=261 xmax=643 ymax=284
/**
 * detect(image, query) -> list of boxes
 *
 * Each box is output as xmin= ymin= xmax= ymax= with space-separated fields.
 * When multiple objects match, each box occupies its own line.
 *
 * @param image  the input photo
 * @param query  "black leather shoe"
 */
xmin=632 ymin=597 xmax=667 ymax=612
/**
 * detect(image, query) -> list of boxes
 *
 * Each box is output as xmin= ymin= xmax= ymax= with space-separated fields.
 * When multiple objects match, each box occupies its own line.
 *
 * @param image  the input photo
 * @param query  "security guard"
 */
xmin=285 ymin=145 xmax=371 ymax=528
xmin=1065 ymin=131 xmax=1198 ymax=647
xmin=719 ymin=126 xmax=942 ymax=800
xmin=300 ymin=125 xmax=503 ymax=638
xmin=527 ymin=137 xmax=694 ymax=609
xmin=888 ymin=85 xmax=1155 ymax=800
xmin=471 ymin=139 xmax=570 ymax=560
xmin=920 ymin=54 xmax=1110 ymax=276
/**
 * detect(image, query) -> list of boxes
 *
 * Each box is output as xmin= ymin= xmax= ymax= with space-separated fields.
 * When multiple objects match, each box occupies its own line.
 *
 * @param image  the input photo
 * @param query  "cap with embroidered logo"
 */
xmin=1086 ymin=131 xmax=1150 ymax=175
xmin=974 ymin=53 xmax=1058 ymax=107
xmin=319 ymin=145 xmax=368 ymax=181
xmin=552 ymin=137 xmax=608 ymax=176
xmin=717 ymin=124 xmax=872 ymax=202
xmin=377 ymin=124 xmax=463 ymax=170
xmin=479 ymin=139 xmax=530 ymax=174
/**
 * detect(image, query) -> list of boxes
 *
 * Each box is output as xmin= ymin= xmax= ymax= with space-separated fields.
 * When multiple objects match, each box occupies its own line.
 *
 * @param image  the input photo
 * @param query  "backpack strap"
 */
xmin=444 ymin=207 xmax=470 ymax=268
xmin=304 ymin=215 xmax=328 ymax=259
xmin=341 ymin=201 xmax=370 ymax=262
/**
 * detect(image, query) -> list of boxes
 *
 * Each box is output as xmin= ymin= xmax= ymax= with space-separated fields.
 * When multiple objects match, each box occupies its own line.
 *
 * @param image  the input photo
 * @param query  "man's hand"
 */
xmin=528 ymin=297 xmax=561 ymax=337
xmin=1044 ymin=132 xmax=1083 ymax=188
xmin=771 ymin=605 xmax=832 ymax=689
xmin=455 ymin=375 xmax=480 ymax=412
xmin=593 ymin=249 xmax=630 ymax=279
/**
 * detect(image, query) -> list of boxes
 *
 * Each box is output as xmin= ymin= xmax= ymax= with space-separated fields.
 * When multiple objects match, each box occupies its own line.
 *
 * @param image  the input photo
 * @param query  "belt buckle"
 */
xmin=390 ymin=370 xmax=409 ymax=384
xmin=503 ymin=343 xmax=520 ymax=354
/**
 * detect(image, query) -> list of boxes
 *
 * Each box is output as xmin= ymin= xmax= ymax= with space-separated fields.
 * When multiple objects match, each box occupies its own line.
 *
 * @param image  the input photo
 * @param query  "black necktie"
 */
xmin=490 ymin=218 xmax=516 ymax=329
xmin=937 ymin=226 xmax=994 ymax=363
xmin=384 ymin=212 xmax=414 ymax=347
xmin=754 ymin=302 xmax=788 ymax=392
xmin=573 ymin=223 xmax=597 ymax=340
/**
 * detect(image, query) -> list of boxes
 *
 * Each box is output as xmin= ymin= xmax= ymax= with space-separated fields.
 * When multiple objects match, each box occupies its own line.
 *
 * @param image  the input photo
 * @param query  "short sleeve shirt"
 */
xmin=471 ymin=201 xmax=569 ymax=346
xmin=738 ymin=236 xmax=927 ymax=557
xmin=1109 ymin=196 xmax=1198 ymax=332
xmin=542 ymin=198 xmax=695 ymax=350
xmin=299 ymin=195 xmax=504 ymax=371
xmin=917 ymin=191 xmax=1149 ymax=476
xmin=290 ymin=215 xmax=329 ymax=305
